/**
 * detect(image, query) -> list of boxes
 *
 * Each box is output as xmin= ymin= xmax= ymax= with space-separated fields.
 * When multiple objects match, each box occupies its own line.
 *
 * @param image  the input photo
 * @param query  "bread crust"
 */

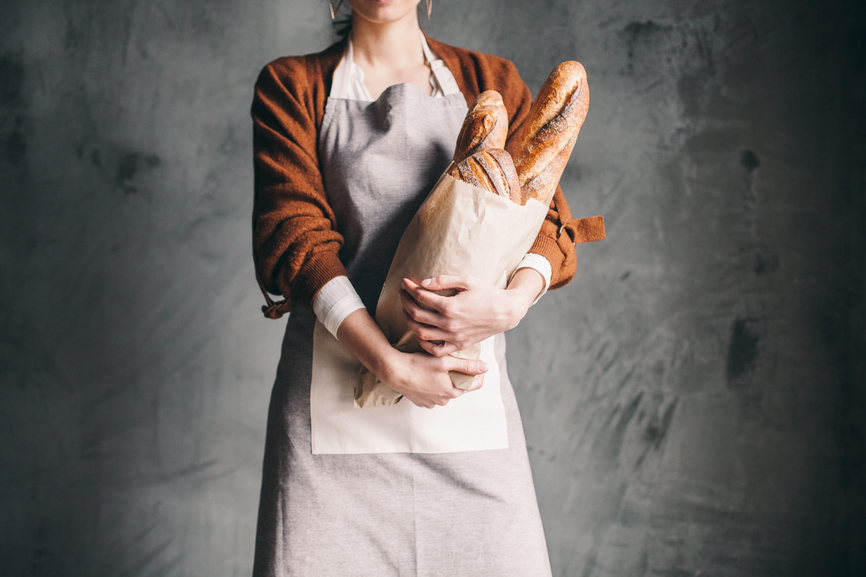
xmin=451 ymin=149 xmax=520 ymax=201
xmin=507 ymin=61 xmax=590 ymax=205
xmin=452 ymin=90 xmax=509 ymax=164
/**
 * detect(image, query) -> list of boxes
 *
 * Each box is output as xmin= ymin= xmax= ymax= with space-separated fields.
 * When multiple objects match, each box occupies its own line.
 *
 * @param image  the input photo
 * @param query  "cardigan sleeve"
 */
xmin=498 ymin=60 xmax=578 ymax=290
xmin=251 ymin=58 xmax=348 ymax=313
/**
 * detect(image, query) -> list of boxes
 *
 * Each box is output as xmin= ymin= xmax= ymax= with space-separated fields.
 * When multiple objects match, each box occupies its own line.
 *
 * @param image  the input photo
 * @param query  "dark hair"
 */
xmin=332 ymin=11 xmax=352 ymax=41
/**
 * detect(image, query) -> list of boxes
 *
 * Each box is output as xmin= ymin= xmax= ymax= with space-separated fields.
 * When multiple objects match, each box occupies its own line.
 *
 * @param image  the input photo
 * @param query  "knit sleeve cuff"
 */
xmin=283 ymin=249 xmax=350 ymax=310
xmin=528 ymin=235 xmax=564 ymax=287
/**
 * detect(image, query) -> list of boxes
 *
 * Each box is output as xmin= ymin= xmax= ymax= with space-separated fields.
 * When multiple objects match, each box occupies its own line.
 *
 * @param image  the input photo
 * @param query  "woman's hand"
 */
xmin=399 ymin=268 xmax=545 ymax=357
xmin=382 ymin=351 xmax=488 ymax=409
xmin=335 ymin=308 xmax=488 ymax=409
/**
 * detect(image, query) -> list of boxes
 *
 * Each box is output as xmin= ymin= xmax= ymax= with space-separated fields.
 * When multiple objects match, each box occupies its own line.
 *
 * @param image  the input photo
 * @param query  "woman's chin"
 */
xmin=348 ymin=0 xmax=421 ymax=25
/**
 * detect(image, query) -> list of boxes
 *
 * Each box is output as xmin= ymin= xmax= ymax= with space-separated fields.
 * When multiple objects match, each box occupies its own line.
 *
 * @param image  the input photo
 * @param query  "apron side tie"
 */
xmin=256 ymin=268 xmax=293 ymax=319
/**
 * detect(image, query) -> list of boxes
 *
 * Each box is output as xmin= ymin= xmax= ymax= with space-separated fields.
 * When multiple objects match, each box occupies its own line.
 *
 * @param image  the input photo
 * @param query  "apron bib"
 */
xmin=309 ymin=42 xmax=509 ymax=455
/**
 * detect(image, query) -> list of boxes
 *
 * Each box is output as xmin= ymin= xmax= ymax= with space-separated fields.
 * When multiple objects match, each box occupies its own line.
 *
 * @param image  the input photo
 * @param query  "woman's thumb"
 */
xmin=448 ymin=358 xmax=489 ymax=375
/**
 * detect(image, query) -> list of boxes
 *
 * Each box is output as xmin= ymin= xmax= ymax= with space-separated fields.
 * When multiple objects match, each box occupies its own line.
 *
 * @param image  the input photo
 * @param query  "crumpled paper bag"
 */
xmin=355 ymin=173 xmax=550 ymax=408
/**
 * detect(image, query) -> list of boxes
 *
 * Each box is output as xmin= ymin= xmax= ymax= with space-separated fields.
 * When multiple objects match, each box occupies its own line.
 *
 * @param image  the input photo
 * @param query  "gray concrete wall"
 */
xmin=1 ymin=0 xmax=863 ymax=575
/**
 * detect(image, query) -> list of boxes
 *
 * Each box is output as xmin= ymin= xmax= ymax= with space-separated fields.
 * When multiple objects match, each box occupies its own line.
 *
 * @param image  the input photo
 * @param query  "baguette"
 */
xmin=507 ymin=61 xmax=589 ymax=205
xmin=451 ymin=149 xmax=520 ymax=203
xmin=452 ymin=91 xmax=509 ymax=164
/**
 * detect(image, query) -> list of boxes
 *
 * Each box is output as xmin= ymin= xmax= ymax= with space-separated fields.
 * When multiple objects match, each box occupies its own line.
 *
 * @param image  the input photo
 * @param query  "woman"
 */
xmin=251 ymin=0 xmax=580 ymax=574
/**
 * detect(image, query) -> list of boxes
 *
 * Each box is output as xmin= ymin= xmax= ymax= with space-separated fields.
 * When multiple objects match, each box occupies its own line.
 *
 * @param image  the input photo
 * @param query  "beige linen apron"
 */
xmin=252 ymin=37 xmax=552 ymax=577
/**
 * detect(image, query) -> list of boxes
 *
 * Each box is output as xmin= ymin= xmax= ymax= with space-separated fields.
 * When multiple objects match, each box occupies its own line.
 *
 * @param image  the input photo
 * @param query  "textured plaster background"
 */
xmin=1 ymin=0 xmax=864 ymax=575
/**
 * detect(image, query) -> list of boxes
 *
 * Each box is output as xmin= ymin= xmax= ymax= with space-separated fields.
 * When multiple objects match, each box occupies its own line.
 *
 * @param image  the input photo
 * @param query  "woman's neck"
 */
xmin=350 ymin=11 xmax=424 ymax=72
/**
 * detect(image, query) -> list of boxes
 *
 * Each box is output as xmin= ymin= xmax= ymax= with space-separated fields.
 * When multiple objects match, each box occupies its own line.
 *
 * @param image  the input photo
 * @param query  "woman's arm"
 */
xmin=335 ymin=308 xmax=489 ymax=408
xmin=252 ymin=57 xmax=347 ymax=312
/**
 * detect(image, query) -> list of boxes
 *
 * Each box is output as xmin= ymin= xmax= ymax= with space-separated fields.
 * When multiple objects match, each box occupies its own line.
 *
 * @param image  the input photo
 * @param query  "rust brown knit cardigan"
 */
xmin=252 ymin=35 xmax=587 ymax=315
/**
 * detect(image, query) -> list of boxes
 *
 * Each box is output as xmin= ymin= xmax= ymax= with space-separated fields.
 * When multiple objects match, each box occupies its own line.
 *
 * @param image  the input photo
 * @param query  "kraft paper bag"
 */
xmin=356 ymin=173 xmax=550 ymax=408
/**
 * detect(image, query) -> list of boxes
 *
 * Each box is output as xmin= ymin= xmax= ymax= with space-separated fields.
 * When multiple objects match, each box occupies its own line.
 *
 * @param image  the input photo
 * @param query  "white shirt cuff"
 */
xmin=311 ymin=276 xmax=366 ymax=337
xmin=511 ymin=254 xmax=552 ymax=305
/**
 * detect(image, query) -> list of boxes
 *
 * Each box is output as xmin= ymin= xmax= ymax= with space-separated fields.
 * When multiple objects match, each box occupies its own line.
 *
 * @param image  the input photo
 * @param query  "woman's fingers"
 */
xmin=420 ymin=275 xmax=474 ymax=291
xmin=403 ymin=311 xmax=450 ymax=343
xmin=445 ymin=357 xmax=489 ymax=376
xmin=413 ymin=398 xmax=451 ymax=409
xmin=400 ymin=356 xmax=487 ymax=409
xmin=399 ymin=289 xmax=443 ymax=326
xmin=401 ymin=278 xmax=451 ymax=313
xmin=394 ymin=349 xmax=492 ymax=409
xmin=417 ymin=336 xmax=459 ymax=357
xmin=407 ymin=398 xmax=434 ymax=409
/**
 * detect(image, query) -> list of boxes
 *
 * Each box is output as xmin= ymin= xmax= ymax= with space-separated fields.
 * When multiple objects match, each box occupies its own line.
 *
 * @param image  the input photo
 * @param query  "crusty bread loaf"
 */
xmin=506 ymin=61 xmax=589 ymax=205
xmin=452 ymin=91 xmax=509 ymax=164
xmin=451 ymin=149 xmax=520 ymax=203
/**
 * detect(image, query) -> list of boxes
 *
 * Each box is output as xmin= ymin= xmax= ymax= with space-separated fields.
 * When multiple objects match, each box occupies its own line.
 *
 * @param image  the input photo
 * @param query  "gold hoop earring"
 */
xmin=426 ymin=0 xmax=432 ymax=19
xmin=329 ymin=0 xmax=344 ymax=20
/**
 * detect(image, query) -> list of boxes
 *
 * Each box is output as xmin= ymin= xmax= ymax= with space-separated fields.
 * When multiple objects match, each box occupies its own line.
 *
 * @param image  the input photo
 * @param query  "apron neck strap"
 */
xmin=420 ymin=33 xmax=436 ymax=65
xmin=421 ymin=33 xmax=461 ymax=97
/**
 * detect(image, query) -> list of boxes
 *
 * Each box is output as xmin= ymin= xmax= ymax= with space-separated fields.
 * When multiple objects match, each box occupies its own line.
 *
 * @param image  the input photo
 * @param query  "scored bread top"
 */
xmin=521 ymin=62 xmax=587 ymax=148
xmin=507 ymin=61 xmax=590 ymax=205
xmin=452 ymin=91 xmax=509 ymax=164
xmin=451 ymin=149 xmax=520 ymax=202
